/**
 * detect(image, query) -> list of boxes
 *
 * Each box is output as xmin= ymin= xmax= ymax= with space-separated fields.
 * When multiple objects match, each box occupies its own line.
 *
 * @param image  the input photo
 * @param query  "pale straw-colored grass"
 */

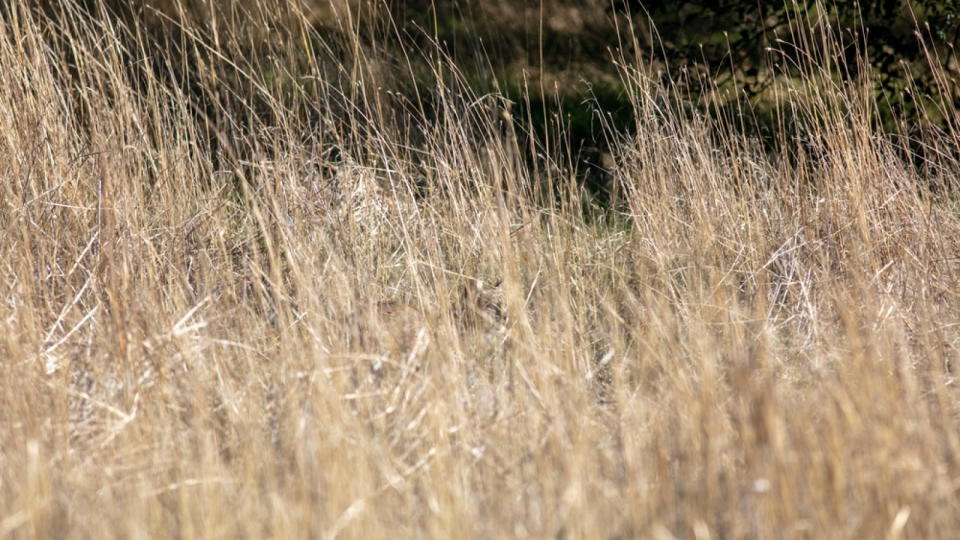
xmin=2 ymin=1 xmax=960 ymax=538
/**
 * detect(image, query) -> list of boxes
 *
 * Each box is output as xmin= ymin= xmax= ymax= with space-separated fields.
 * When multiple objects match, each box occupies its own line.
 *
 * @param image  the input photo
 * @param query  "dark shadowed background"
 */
xmin=31 ymin=0 xmax=960 ymax=192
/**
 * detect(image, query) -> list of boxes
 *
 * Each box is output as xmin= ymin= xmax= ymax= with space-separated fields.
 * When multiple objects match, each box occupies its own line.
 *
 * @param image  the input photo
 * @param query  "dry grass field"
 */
xmin=3 ymin=1 xmax=960 ymax=538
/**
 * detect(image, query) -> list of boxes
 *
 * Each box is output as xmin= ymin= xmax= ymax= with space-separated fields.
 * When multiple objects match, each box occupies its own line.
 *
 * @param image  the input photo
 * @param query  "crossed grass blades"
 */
xmin=3 ymin=1 xmax=960 ymax=538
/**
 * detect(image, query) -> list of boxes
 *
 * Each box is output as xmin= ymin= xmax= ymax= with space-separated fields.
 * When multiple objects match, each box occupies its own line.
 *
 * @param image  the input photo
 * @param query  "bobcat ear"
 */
xmin=463 ymin=278 xmax=483 ymax=297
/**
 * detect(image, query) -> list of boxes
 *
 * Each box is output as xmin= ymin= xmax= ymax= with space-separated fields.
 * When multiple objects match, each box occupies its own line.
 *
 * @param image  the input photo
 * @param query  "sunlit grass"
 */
xmin=2 ymin=1 xmax=960 ymax=538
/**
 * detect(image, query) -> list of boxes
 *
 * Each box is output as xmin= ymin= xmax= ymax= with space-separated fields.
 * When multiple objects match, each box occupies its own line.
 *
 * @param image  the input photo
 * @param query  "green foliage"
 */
xmin=378 ymin=0 xmax=960 ymax=195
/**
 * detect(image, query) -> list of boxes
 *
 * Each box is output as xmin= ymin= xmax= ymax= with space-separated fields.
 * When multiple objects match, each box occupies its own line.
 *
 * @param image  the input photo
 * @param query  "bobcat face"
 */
xmin=462 ymin=278 xmax=504 ymax=329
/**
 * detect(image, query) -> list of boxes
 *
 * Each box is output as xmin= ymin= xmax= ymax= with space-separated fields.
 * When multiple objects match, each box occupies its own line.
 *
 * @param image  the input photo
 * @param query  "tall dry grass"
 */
xmin=2 ymin=1 xmax=960 ymax=538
